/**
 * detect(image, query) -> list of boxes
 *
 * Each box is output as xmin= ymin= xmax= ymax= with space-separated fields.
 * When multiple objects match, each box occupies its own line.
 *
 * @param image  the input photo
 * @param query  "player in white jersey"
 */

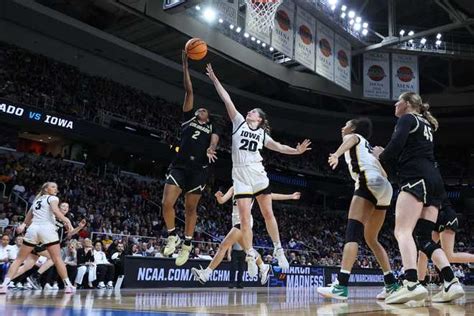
xmin=318 ymin=118 xmax=399 ymax=300
xmin=0 ymin=182 xmax=75 ymax=294
xmin=206 ymin=64 xmax=311 ymax=277
xmin=192 ymin=186 xmax=301 ymax=285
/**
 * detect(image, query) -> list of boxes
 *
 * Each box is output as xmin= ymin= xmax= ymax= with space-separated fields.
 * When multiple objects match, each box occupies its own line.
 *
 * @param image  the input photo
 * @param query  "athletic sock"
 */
xmin=405 ymin=269 xmax=418 ymax=283
xmin=440 ymin=266 xmax=455 ymax=283
xmin=337 ymin=270 xmax=351 ymax=287
xmin=383 ymin=271 xmax=397 ymax=285
xmin=205 ymin=267 xmax=213 ymax=275
xmin=63 ymin=278 xmax=72 ymax=287
xmin=2 ymin=277 xmax=11 ymax=286
xmin=273 ymin=241 xmax=282 ymax=249
xmin=167 ymin=228 xmax=177 ymax=237
xmin=184 ymin=236 xmax=192 ymax=246
xmin=257 ymin=262 xmax=264 ymax=268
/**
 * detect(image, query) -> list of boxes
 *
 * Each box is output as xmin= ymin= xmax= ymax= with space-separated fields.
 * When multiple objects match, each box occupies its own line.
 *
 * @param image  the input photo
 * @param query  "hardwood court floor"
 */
xmin=0 ymin=286 xmax=472 ymax=315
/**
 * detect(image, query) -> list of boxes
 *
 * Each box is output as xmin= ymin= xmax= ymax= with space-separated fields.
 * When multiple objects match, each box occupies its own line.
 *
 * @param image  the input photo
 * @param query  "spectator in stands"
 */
xmin=0 ymin=213 xmax=9 ymax=232
xmin=75 ymin=238 xmax=96 ymax=288
xmin=93 ymin=241 xmax=115 ymax=289
xmin=110 ymin=242 xmax=125 ymax=281
xmin=62 ymin=240 xmax=78 ymax=284
xmin=0 ymin=234 xmax=14 ymax=282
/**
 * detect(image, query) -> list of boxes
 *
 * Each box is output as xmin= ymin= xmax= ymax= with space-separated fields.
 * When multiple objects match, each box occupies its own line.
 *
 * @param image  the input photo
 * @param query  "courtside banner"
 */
xmin=324 ymin=266 xmax=384 ymax=286
xmin=363 ymin=52 xmax=390 ymax=100
xmin=391 ymin=53 xmax=419 ymax=100
xmin=270 ymin=265 xmax=325 ymax=289
xmin=123 ymin=257 xmax=264 ymax=288
xmin=271 ymin=0 xmax=295 ymax=58
xmin=213 ymin=0 xmax=239 ymax=25
xmin=294 ymin=6 xmax=316 ymax=71
xmin=316 ymin=21 xmax=335 ymax=81
xmin=334 ymin=34 xmax=351 ymax=91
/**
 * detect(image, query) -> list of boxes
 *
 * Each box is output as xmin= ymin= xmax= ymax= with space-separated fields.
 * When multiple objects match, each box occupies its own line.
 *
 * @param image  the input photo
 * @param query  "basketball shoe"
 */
xmin=385 ymin=280 xmax=428 ymax=304
xmin=273 ymin=247 xmax=289 ymax=269
xmin=317 ymin=280 xmax=348 ymax=300
xmin=431 ymin=277 xmax=464 ymax=303
xmin=176 ymin=244 xmax=192 ymax=266
xmin=163 ymin=235 xmax=181 ymax=256
xmin=259 ymin=264 xmax=270 ymax=285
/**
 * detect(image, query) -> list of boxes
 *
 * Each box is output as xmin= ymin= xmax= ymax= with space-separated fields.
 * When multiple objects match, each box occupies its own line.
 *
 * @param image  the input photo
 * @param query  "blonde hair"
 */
xmin=400 ymin=92 xmax=439 ymax=131
xmin=35 ymin=182 xmax=56 ymax=199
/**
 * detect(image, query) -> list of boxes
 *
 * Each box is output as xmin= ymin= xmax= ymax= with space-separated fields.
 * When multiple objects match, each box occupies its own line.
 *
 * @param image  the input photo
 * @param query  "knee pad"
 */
xmin=345 ymin=219 xmax=364 ymax=243
xmin=416 ymin=219 xmax=440 ymax=259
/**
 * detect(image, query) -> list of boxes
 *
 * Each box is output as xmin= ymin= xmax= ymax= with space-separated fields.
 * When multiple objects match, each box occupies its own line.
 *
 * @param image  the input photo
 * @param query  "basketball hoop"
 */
xmin=245 ymin=0 xmax=283 ymax=32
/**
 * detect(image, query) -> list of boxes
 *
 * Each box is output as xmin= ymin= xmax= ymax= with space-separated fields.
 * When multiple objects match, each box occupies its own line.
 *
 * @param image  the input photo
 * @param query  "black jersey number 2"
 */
xmin=239 ymin=139 xmax=258 ymax=152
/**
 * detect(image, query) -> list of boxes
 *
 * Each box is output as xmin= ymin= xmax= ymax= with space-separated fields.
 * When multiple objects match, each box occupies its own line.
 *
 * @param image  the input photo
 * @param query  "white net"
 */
xmin=245 ymin=0 xmax=283 ymax=32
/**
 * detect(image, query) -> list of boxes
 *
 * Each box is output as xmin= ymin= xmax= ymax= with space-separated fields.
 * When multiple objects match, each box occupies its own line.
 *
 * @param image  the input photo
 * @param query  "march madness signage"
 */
xmin=270 ymin=265 xmax=325 ymax=288
xmin=294 ymin=6 xmax=316 ymax=71
xmin=316 ymin=21 xmax=335 ymax=82
xmin=334 ymin=34 xmax=351 ymax=91
xmin=271 ymin=0 xmax=295 ymax=58
xmin=391 ymin=53 xmax=419 ymax=100
xmin=363 ymin=52 xmax=390 ymax=100
xmin=0 ymin=100 xmax=75 ymax=130
xmin=324 ymin=266 xmax=384 ymax=286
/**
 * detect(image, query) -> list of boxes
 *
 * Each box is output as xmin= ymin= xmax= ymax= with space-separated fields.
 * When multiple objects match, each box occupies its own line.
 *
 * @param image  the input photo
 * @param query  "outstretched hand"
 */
xmin=291 ymin=192 xmax=301 ymax=200
xmin=296 ymin=139 xmax=312 ymax=154
xmin=207 ymin=147 xmax=218 ymax=163
xmin=206 ymin=63 xmax=218 ymax=82
xmin=328 ymin=153 xmax=339 ymax=170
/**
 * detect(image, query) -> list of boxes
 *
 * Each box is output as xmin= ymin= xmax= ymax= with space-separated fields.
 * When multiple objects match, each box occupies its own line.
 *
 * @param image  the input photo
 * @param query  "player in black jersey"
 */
xmin=374 ymin=92 xmax=464 ymax=304
xmin=161 ymin=51 xmax=219 ymax=266
xmin=417 ymin=195 xmax=474 ymax=284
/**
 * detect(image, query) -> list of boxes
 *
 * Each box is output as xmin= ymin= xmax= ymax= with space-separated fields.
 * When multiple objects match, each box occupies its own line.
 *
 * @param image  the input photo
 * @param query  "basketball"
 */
xmin=185 ymin=38 xmax=207 ymax=60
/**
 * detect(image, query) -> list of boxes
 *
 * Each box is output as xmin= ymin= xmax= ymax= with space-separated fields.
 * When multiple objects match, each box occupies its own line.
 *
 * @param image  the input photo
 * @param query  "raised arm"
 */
xmin=206 ymin=64 xmax=239 ymax=121
xmin=206 ymin=133 xmax=219 ymax=163
xmin=328 ymin=134 xmax=359 ymax=170
xmin=182 ymin=51 xmax=194 ymax=112
xmin=215 ymin=186 xmax=234 ymax=204
xmin=67 ymin=219 xmax=87 ymax=238
xmin=264 ymin=137 xmax=312 ymax=155
xmin=271 ymin=192 xmax=301 ymax=201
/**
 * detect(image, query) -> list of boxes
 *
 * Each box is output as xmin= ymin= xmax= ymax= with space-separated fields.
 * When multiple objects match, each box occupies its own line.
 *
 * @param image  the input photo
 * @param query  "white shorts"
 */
xmin=24 ymin=223 xmax=60 ymax=247
xmin=232 ymin=163 xmax=270 ymax=198
xmin=355 ymin=172 xmax=393 ymax=209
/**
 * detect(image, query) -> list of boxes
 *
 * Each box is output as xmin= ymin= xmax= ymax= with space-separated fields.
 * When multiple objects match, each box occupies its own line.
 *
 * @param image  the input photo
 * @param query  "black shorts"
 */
xmin=398 ymin=160 xmax=444 ymax=208
xmin=32 ymin=244 xmax=47 ymax=255
xmin=165 ymin=165 xmax=208 ymax=194
xmin=435 ymin=205 xmax=458 ymax=233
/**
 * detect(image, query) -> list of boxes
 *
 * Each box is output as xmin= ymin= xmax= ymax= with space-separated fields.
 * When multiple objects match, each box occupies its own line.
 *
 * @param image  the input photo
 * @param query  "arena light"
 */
xmin=236 ymin=27 xmax=242 ymax=33
xmin=408 ymin=39 xmax=414 ymax=44
xmin=435 ymin=39 xmax=442 ymax=46
xmin=362 ymin=22 xmax=368 ymax=29
xmin=348 ymin=10 xmax=355 ymax=18
xmin=341 ymin=5 xmax=347 ymax=11
xmin=362 ymin=29 xmax=368 ymax=36
xmin=408 ymin=30 xmax=414 ymax=36
xmin=229 ymin=24 xmax=234 ymax=30
xmin=349 ymin=19 xmax=354 ymax=26
xmin=244 ymin=32 xmax=250 ymax=38
xmin=257 ymin=39 xmax=261 ymax=44
xmin=328 ymin=0 xmax=338 ymax=5
xmin=269 ymin=46 xmax=274 ymax=51
xmin=399 ymin=29 xmax=405 ymax=36
xmin=218 ymin=18 xmax=223 ymax=24
xmin=354 ymin=23 xmax=361 ymax=31
xmin=436 ymin=33 xmax=442 ymax=40
xmin=262 ymin=42 xmax=266 ymax=47
xmin=195 ymin=5 xmax=201 ymax=11
xmin=340 ymin=12 xmax=346 ymax=18
xmin=355 ymin=16 xmax=362 ymax=23
xmin=331 ymin=4 xmax=336 ymax=10
xmin=251 ymin=36 xmax=256 ymax=41
xmin=202 ymin=8 xmax=216 ymax=23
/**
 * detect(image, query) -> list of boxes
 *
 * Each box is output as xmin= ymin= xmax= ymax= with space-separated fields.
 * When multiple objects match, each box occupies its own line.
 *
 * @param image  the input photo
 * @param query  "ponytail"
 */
xmin=420 ymin=103 xmax=439 ymax=131
xmin=35 ymin=182 xmax=54 ymax=199
xmin=255 ymin=108 xmax=271 ymax=135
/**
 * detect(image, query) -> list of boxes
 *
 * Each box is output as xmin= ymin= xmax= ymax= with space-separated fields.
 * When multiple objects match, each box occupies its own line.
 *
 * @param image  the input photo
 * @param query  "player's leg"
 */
xmin=420 ymin=206 xmax=464 ymax=302
xmin=417 ymin=231 xmax=439 ymax=283
xmin=256 ymin=192 xmax=288 ymax=269
xmin=45 ymin=243 xmax=74 ymax=293
xmin=192 ymin=228 xmax=240 ymax=283
xmin=318 ymin=196 xmax=373 ymax=300
xmin=175 ymin=192 xmax=202 ymax=266
xmin=0 ymin=244 xmax=35 ymax=293
xmin=237 ymin=197 xmax=257 ymax=277
xmin=440 ymin=229 xmax=474 ymax=263
xmin=12 ymin=254 xmax=39 ymax=280
xmin=161 ymin=181 xmax=183 ymax=256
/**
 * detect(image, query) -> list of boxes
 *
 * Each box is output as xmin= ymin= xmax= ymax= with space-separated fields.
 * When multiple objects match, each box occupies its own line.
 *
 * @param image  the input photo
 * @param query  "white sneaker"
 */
xmin=431 ymin=278 xmax=464 ymax=303
xmin=163 ymin=235 xmax=181 ymax=256
xmin=44 ymin=283 xmax=54 ymax=291
xmin=385 ymin=280 xmax=428 ymax=304
xmin=64 ymin=285 xmax=76 ymax=294
xmin=97 ymin=282 xmax=106 ymax=289
xmin=52 ymin=282 xmax=59 ymax=290
xmin=191 ymin=266 xmax=211 ymax=284
xmin=106 ymin=281 xmax=114 ymax=289
xmin=175 ymin=244 xmax=192 ymax=266
xmin=15 ymin=282 xmax=24 ymax=290
xmin=273 ymin=247 xmax=289 ymax=270
xmin=259 ymin=264 xmax=271 ymax=285
xmin=245 ymin=249 xmax=258 ymax=278
xmin=7 ymin=282 xmax=15 ymax=289
xmin=376 ymin=283 xmax=401 ymax=300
